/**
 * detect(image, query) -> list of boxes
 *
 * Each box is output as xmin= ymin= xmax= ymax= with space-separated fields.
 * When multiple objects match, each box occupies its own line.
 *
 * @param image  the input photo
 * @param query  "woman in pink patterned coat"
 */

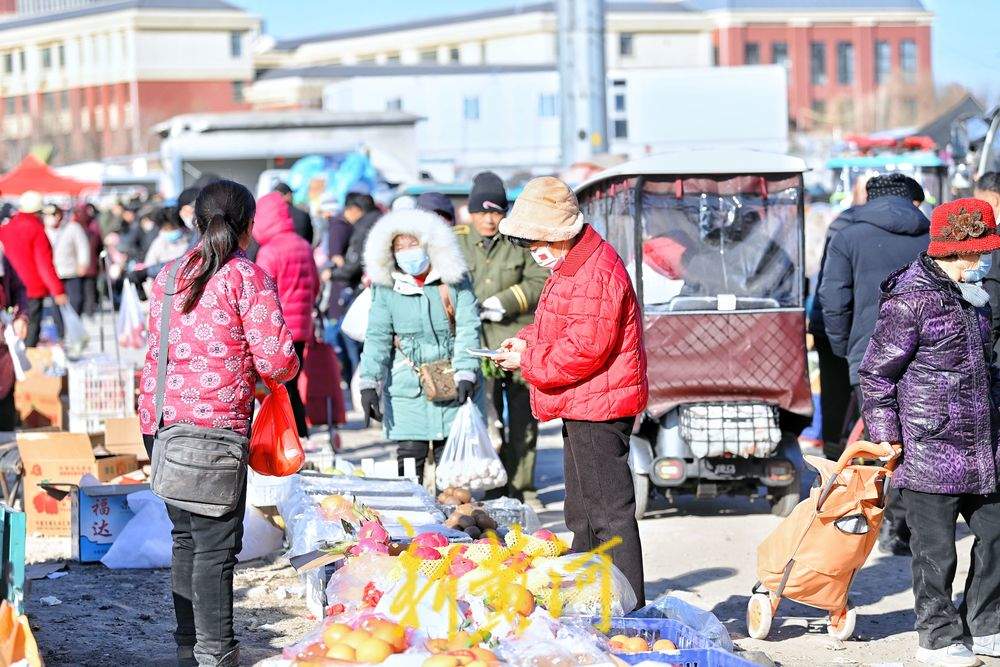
xmin=137 ymin=180 xmax=298 ymax=667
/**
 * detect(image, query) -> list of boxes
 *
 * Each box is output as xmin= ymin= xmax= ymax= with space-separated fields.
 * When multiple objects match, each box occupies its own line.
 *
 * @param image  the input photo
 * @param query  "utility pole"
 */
xmin=557 ymin=0 xmax=608 ymax=167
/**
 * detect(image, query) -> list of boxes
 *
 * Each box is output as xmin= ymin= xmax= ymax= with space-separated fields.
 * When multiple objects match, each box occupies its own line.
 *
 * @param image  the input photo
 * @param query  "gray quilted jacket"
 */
xmin=859 ymin=253 xmax=1000 ymax=495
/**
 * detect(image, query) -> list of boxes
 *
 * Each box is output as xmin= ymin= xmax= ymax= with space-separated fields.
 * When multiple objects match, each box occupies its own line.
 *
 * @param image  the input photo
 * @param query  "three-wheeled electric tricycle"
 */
xmin=574 ymin=149 xmax=813 ymax=518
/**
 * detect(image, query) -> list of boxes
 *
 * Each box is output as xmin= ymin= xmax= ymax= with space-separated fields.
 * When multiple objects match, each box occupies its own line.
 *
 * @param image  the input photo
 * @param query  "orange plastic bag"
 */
xmin=249 ymin=384 xmax=305 ymax=477
xmin=0 ymin=601 xmax=42 ymax=666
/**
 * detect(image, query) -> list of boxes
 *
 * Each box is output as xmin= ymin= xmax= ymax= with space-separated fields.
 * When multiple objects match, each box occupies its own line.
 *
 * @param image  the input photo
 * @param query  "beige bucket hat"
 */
xmin=498 ymin=176 xmax=584 ymax=242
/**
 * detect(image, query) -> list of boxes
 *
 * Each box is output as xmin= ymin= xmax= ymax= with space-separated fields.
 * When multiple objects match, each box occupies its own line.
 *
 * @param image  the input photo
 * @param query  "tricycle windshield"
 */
xmin=582 ymin=173 xmax=804 ymax=313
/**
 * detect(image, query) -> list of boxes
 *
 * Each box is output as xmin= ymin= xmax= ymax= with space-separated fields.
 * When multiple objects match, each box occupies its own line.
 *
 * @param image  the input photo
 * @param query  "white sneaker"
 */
xmin=973 ymin=634 xmax=1000 ymax=658
xmin=915 ymin=644 xmax=982 ymax=667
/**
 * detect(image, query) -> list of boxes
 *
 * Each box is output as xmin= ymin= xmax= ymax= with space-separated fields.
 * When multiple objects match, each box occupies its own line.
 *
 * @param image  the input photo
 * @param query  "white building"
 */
xmin=319 ymin=64 xmax=788 ymax=180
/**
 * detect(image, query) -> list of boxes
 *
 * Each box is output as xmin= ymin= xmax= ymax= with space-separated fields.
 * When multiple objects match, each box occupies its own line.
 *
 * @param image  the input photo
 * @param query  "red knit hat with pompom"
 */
xmin=927 ymin=198 xmax=1000 ymax=258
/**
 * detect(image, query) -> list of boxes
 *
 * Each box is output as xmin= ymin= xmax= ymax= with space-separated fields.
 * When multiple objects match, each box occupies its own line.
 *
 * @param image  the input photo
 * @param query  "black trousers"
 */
xmin=562 ymin=418 xmax=645 ymax=610
xmin=143 ymin=434 xmax=246 ymax=662
xmin=852 ymin=384 xmax=909 ymax=543
xmin=814 ymin=333 xmax=853 ymax=459
xmin=52 ymin=278 xmax=85 ymax=339
xmin=81 ymin=276 xmax=99 ymax=317
xmin=285 ymin=341 xmax=309 ymax=438
xmin=25 ymin=298 xmax=44 ymax=348
xmin=902 ymin=489 xmax=1000 ymax=649
xmin=0 ymin=390 xmax=16 ymax=431
xmin=396 ymin=439 xmax=445 ymax=485
xmin=484 ymin=378 xmax=539 ymax=502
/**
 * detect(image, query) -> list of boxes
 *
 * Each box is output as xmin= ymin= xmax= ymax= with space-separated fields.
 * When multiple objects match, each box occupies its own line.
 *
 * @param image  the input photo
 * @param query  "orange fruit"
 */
xmin=609 ymin=634 xmax=630 ymax=644
xmin=422 ymin=656 xmax=461 ymax=667
xmin=653 ymin=638 xmax=677 ymax=651
xmin=510 ymin=585 xmax=536 ymax=616
xmin=355 ymin=637 xmax=394 ymax=664
xmin=425 ymin=639 xmax=449 ymax=654
xmin=621 ymin=636 xmax=650 ymax=653
xmin=323 ymin=623 xmax=354 ymax=646
xmin=325 ymin=642 xmax=356 ymax=661
xmin=342 ymin=629 xmax=372 ymax=650
xmin=469 ymin=647 xmax=499 ymax=663
xmin=448 ymin=631 xmax=475 ymax=649
xmin=297 ymin=641 xmax=327 ymax=659
xmin=447 ymin=650 xmax=477 ymax=666
xmin=372 ymin=623 xmax=407 ymax=652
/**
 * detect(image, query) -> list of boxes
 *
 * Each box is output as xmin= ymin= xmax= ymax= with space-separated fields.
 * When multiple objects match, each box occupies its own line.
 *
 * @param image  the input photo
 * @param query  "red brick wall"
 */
xmin=0 ymin=0 xmax=15 ymax=13
xmin=714 ymin=23 xmax=932 ymax=130
xmin=135 ymin=79 xmax=250 ymax=153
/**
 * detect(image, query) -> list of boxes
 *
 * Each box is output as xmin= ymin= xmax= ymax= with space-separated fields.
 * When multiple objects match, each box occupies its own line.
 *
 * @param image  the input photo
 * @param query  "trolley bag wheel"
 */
xmin=827 ymin=605 xmax=857 ymax=641
xmin=633 ymin=471 xmax=650 ymax=520
xmin=747 ymin=593 xmax=774 ymax=640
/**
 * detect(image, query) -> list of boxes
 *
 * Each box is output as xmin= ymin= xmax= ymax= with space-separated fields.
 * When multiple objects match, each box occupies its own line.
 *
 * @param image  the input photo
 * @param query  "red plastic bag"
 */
xmin=249 ymin=384 xmax=305 ymax=476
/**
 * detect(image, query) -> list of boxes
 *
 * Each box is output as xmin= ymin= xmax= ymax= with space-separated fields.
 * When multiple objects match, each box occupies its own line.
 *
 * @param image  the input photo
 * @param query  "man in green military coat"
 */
xmin=455 ymin=172 xmax=548 ymax=507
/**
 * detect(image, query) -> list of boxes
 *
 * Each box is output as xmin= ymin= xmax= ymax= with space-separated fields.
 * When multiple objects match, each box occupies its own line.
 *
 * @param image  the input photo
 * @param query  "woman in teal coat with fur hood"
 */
xmin=358 ymin=208 xmax=483 ymax=482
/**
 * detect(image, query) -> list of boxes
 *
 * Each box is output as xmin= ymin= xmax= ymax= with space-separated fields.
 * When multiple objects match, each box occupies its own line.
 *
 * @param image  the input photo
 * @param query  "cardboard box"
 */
xmin=16 ymin=347 xmax=67 ymax=429
xmin=40 ymin=482 xmax=149 ymax=562
xmin=103 ymin=417 xmax=147 ymax=463
xmin=17 ymin=432 xmax=138 ymax=536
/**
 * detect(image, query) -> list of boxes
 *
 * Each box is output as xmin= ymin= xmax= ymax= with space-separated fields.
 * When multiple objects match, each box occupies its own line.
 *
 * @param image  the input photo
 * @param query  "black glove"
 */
xmin=127 ymin=267 xmax=149 ymax=284
xmin=456 ymin=380 xmax=475 ymax=404
xmin=360 ymin=388 xmax=383 ymax=427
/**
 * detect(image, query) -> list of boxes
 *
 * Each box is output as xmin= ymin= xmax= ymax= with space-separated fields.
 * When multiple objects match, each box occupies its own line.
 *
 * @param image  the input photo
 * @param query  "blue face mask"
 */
xmin=164 ymin=229 xmax=184 ymax=243
xmin=963 ymin=254 xmax=992 ymax=283
xmin=395 ymin=247 xmax=430 ymax=276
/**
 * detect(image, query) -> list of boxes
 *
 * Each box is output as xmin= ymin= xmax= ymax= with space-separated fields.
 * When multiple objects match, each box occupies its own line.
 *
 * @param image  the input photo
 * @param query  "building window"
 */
xmin=836 ymin=41 xmax=854 ymax=85
xmin=613 ymin=119 xmax=628 ymax=139
xmin=614 ymin=93 xmax=626 ymax=112
xmin=900 ymin=39 xmax=917 ymax=83
xmin=744 ymin=42 xmax=760 ymax=65
xmin=229 ymin=31 xmax=242 ymax=58
xmin=538 ymin=93 xmax=557 ymax=117
xmin=232 ymin=81 xmax=244 ymax=103
xmin=419 ymin=49 xmax=437 ymax=64
xmin=17 ymin=50 xmax=25 ymax=72
xmin=356 ymin=56 xmax=375 ymax=65
xmin=42 ymin=92 xmax=55 ymax=113
xmin=57 ymin=43 xmax=65 ymax=68
xmin=2 ymin=53 xmax=11 ymax=74
xmin=810 ymin=41 xmax=827 ymax=85
xmin=619 ymin=33 xmax=634 ymax=57
xmin=712 ymin=45 xmax=719 ymax=66
xmin=386 ymin=53 xmax=400 ymax=64
xmin=20 ymin=96 xmax=28 ymax=114
xmin=385 ymin=97 xmax=402 ymax=111
xmin=59 ymin=90 xmax=69 ymax=110
xmin=838 ymin=98 xmax=855 ymax=125
xmin=80 ymin=108 xmax=89 ymax=131
xmin=463 ymin=96 xmax=479 ymax=121
xmin=901 ymin=96 xmax=917 ymax=123
xmin=771 ymin=42 xmax=789 ymax=66
xmin=41 ymin=47 xmax=52 ymax=69
xmin=4 ymin=98 xmax=14 ymax=115
xmin=449 ymin=47 xmax=460 ymax=63
xmin=875 ymin=40 xmax=891 ymax=84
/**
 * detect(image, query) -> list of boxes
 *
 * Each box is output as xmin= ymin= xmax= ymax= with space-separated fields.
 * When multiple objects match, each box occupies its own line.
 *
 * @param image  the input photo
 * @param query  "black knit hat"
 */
xmin=866 ymin=173 xmax=925 ymax=203
xmin=468 ymin=171 xmax=508 ymax=213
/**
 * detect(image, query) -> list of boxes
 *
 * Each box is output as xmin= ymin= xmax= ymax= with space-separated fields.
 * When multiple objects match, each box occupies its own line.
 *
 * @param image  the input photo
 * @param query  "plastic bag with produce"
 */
xmin=436 ymin=400 xmax=507 ymax=491
xmin=521 ymin=553 xmax=637 ymax=618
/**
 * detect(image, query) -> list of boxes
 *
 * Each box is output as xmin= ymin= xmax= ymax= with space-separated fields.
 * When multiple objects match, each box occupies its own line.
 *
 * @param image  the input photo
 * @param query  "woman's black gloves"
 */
xmin=456 ymin=380 xmax=475 ymax=404
xmin=360 ymin=388 xmax=383 ymax=427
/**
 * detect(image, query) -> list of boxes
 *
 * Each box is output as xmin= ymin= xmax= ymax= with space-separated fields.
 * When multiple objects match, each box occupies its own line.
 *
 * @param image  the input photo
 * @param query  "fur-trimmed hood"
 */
xmin=363 ymin=208 xmax=468 ymax=287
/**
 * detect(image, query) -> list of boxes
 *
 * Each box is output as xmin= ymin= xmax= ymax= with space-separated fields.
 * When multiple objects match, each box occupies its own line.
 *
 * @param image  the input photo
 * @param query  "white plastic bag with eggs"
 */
xmin=435 ymin=400 xmax=507 ymax=491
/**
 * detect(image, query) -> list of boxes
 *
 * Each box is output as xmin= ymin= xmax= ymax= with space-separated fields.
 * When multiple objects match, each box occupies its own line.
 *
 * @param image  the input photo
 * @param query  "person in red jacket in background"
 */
xmin=253 ymin=191 xmax=320 ymax=437
xmin=494 ymin=176 xmax=648 ymax=610
xmin=0 ymin=191 xmax=67 ymax=347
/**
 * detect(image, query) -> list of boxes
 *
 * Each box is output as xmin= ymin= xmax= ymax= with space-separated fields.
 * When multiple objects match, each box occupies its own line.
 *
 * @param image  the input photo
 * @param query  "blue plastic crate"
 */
xmin=599 ymin=617 xmax=755 ymax=667
xmin=615 ymin=648 xmax=755 ymax=666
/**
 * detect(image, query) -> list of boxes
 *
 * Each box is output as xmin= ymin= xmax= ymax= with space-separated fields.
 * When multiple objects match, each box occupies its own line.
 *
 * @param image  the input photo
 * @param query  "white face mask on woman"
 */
xmin=962 ymin=254 xmax=992 ymax=283
xmin=529 ymin=244 xmax=560 ymax=270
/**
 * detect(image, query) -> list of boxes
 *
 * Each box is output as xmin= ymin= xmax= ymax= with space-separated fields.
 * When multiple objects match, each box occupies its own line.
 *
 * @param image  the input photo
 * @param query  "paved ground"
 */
xmin=24 ymin=409 xmax=998 ymax=666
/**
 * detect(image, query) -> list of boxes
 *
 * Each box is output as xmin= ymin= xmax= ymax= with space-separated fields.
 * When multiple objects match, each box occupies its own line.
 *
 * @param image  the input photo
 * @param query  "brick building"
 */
xmin=0 ymin=0 xmax=259 ymax=168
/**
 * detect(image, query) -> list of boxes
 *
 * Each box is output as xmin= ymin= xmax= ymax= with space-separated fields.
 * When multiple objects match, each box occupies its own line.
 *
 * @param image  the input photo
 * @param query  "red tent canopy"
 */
xmin=0 ymin=155 xmax=98 ymax=196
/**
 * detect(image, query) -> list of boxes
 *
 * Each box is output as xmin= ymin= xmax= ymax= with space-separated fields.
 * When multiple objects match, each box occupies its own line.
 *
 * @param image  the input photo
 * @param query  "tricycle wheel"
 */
xmin=633 ymin=471 xmax=650 ymax=520
xmin=769 ymin=486 xmax=800 ymax=517
xmin=746 ymin=593 xmax=773 ymax=640
xmin=828 ymin=605 xmax=856 ymax=641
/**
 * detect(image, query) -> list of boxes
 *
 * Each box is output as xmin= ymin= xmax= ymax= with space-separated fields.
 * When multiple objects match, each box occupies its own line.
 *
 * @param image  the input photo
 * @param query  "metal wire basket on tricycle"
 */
xmin=747 ymin=440 xmax=901 ymax=640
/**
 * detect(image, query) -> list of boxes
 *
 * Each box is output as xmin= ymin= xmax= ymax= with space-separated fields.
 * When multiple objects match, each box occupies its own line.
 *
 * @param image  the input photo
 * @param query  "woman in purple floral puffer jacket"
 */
xmin=860 ymin=198 xmax=1000 ymax=667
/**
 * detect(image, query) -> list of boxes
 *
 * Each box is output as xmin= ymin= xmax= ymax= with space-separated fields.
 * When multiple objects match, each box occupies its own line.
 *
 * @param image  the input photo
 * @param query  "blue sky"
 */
xmin=231 ymin=0 xmax=1000 ymax=103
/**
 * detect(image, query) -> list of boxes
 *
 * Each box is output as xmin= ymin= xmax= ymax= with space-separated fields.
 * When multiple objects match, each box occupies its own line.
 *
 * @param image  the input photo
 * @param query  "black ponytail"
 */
xmin=179 ymin=180 xmax=255 ymax=313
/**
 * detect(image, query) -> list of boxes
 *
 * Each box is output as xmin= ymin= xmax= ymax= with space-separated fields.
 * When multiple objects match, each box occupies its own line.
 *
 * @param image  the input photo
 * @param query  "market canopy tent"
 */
xmin=0 ymin=155 xmax=98 ymax=196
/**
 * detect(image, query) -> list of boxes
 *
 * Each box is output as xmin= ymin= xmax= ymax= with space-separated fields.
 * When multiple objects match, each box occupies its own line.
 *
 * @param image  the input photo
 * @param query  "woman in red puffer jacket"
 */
xmin=495 ymin=176 xmax=648 ymax=610
xmin=252 ymin=191 xmax=320 ymax=437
